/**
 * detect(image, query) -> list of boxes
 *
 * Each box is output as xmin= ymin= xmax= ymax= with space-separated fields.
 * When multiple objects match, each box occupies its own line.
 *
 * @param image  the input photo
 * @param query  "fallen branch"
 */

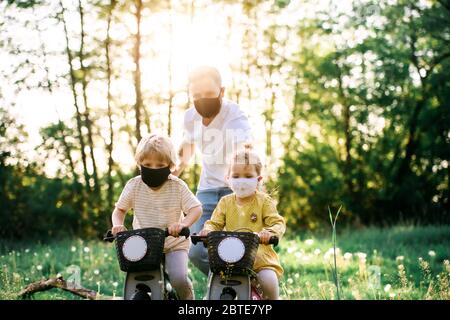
xmin=18 ymin=276 xmax=113 ymax=300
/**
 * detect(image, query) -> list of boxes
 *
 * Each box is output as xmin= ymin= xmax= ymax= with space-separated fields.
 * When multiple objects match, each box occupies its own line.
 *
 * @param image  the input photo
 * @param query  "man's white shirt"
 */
xmin=182 ymin=99 xmax=254 ymax=190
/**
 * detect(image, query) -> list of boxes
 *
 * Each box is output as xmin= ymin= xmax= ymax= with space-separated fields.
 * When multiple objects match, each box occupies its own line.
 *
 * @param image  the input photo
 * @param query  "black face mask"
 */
xmin=140 ymin=165 xmax=171 ymax=188
xmin=194 ymin=93 xmax=222 ymax=118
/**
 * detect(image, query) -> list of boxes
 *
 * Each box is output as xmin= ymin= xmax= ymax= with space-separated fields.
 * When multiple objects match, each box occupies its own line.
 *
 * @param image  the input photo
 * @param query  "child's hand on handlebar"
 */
xmin=168 ymin=222 xmax=188 ymax=237
xmin=258 ymin=230 xmax=273 ymax=244
xmin=112 ymin=225 xmax=127 ymax=235
xmin=198 ymin=229 xmax=211 ymax=237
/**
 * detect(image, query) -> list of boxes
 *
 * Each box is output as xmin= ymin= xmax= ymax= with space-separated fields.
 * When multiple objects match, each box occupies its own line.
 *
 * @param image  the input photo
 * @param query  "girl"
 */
xmin=111 ymin=133 xmax=203 ymax=300
xmin=199 ymin=144 xmax=286 ymax=299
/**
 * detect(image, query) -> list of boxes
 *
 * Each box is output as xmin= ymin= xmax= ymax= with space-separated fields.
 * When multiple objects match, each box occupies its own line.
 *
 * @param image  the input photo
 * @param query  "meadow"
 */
xmin=1 ymin=224 xmax=449 ymax=300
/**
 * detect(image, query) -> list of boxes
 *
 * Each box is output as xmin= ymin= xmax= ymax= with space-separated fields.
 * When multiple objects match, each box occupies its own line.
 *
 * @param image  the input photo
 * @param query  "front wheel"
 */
xmin=130 ymin=283 xmax=152 ymax=300
xmin=220 ymin=287 xmax=237 ymax=300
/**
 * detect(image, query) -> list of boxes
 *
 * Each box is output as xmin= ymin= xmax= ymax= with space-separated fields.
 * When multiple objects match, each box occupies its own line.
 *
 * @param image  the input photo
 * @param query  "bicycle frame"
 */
xmin=191 ymin=231 xmax=278 ymax=300
xmin=103 ymin=227 xmax=189 ymax=300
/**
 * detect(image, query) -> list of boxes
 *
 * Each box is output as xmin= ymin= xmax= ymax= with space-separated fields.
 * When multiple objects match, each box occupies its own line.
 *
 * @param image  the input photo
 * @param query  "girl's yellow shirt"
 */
xmin=203 ymin=190 xmax=286 ymax=278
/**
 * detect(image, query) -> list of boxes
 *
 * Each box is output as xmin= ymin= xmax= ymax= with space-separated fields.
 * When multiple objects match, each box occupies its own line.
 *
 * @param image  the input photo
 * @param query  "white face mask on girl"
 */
xmin=229 ymin=177 xmax=259 ymax=198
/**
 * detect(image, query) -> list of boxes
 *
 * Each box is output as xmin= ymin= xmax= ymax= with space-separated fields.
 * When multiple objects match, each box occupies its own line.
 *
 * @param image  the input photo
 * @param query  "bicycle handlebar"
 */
xmin=103 ymin=227 xmax=190 ymax=243
xmin=190 ymin=233 xmax=279 ymax=246
xmin=165 ymin=227 xmax=190 ymax=238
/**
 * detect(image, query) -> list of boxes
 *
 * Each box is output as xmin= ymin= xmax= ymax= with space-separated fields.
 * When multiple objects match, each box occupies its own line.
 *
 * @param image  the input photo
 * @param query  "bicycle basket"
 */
xmin=207 ymin=231 xmax=259 ymax=276
xmin=114 ymin=228 xmax=165 ymax=272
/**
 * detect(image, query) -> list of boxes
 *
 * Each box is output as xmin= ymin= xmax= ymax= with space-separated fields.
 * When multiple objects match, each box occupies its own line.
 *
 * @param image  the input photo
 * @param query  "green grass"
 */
xmin=0 ymin=225 xmax=449 ymax=300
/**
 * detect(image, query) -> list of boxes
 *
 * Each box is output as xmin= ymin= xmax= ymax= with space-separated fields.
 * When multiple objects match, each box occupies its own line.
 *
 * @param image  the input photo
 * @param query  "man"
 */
xmin=173 ymin=66 xmax=254 ymax=275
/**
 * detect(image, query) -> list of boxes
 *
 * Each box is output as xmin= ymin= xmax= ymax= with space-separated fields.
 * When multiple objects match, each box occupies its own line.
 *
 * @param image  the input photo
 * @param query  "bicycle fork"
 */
xmin=206 ymin=273 xmax=253 ymax=300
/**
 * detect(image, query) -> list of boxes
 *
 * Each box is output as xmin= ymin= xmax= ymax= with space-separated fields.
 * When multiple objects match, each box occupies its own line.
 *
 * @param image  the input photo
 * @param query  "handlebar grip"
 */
xmin=190 ymin=235 xmax=203 ymax=245
xmin=165 ymin=227 xmax=190 ymax=238
xmin=269 ymin=236 xmax=279 ymax=246
xmin=179 ymin=227 xmax=190 ymax=238
xmin=191 ymin=234 xmax=208 ymax=248
xmin=103 ymin=230 xmax=115 ymax=243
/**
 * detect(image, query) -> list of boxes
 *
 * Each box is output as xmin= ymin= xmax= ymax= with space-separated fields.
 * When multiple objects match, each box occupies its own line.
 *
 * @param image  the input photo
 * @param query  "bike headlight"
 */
xmin=122 ymin=235 xmax=147 ymax=262
xmin=217 ymin=237 xmax=245 ymax=263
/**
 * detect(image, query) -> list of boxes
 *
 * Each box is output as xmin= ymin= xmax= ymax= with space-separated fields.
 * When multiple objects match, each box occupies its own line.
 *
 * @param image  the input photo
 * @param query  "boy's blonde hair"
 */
xmin=135 ymin=133 xmax=177 ymax=168
xmin=230 ymin=143 xmax=262 ymax=175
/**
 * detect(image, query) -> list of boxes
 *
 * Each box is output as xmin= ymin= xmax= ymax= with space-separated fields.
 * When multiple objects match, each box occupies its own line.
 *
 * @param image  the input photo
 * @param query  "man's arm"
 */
xmin=172 ymin=141 xmax=195 ymax=177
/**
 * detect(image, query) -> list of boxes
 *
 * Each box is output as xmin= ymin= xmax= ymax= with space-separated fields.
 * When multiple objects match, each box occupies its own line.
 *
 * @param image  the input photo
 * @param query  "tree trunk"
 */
xmin=167 ymin=0 xmax=174 ymax=136
xmin=78 ymin=0 xmax=100 ymax=196
xmin=337 ymin=69 xmax=355 ymax=196
xmin=59 ymin=0 xmax=91 ymax=192
xmin=105 ymin=0 xmax=116 ymax=214
xmin=37 ymin=16 xmax=79 ymax=184
xmin=133 ymin=0 xmax=143 ymax=144
xmin=394 ymin=97 xmax=426 ymax=185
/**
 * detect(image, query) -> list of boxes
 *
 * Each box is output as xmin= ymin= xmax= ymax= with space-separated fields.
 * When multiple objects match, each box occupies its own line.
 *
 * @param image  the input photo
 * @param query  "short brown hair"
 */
xmin=230 ymin=143 xmax=262 ymax=175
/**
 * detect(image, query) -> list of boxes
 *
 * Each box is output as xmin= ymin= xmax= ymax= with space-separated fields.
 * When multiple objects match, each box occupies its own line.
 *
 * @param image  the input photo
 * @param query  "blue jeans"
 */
xmin=189 ymin=187 xmax=233 ymax=275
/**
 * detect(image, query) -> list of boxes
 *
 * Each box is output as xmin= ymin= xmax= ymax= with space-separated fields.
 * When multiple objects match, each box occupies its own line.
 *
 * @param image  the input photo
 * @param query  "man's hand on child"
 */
xmin=168 ymin=222 xmax=187 ymax=237
xmin=258 ymin=230 xmax=272 ymax=244
xmin=112 ymin=225 xmax=127 ymax=235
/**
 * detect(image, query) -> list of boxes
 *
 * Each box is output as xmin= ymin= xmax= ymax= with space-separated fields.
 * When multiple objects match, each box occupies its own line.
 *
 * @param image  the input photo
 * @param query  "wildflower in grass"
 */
xmin=396 ymin=256 xmax=404 ymax=262
xmin=104 ymin=253 xmax=108 ymax=258
xmin=287 ymin=247 xmax=295 ymax=254
xmin=294 ymin=252 xmax=302 ymax=259
xmin=324 ymin=247 xmax=340 ymax=261
xmin=305 ymin=239 xmax=314 ymax=246
xmin=71 ymin=246 xmax=77 ymax=252
xmin=45 ymin=253 xmax=50 ymax=258
xmin=112 ymin=282 xmax=118 ymax=288
xmin=94 ymin=269 xmax=100 ymax=275
xmin=314 ymin=248 xmax=321 ymax=255
xmin=419 ymin=258 xmax=432 ymax=284
xmin=344 ymin=252 xmax=352 ymax=260
xmin=294 ymin=273 xmax=300 ymax=279
xmin=287 ymin=278 xmax=294 ymax=284
xmin=36 ymin=265 xmax=43 ymax=271
xmin=356 ymin=252 xmax=367 ymax=260
xmin=25 ymin=249 xmax=30 ymax=253
xmin=25 ymin=277 xmax=29 ymax=282
xmin=12 ymin=272 xmax=21 ymax=282
xmin=444 ymin=260 xmax=450 ymax=272
xmin=428 ymin=250 xmax=436 ymax=258
xmin=398 ymin=264 xmax=409 ymax=289
xmin=351 ymin=290 xmax=361 ymax=300
xmin=84 ymin=247 xmax=90 ymax=253
xmin=389 ymin=293 xmax=396 ymax=299
xmin=384 ymin=284 xmax=392 ymax=292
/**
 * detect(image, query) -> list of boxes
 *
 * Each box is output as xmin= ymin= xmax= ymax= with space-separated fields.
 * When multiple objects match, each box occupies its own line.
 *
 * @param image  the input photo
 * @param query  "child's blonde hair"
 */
xmin=229 ymin=143 xmax=262 ymax=175
xmin=135 ymin=133 xmax=178 ymax=168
